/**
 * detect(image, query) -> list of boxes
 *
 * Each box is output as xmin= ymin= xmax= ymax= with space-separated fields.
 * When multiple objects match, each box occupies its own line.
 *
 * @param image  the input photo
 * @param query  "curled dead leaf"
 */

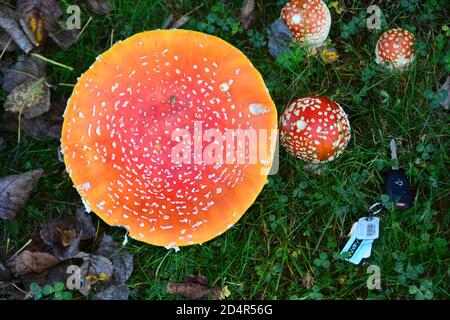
xmin=6 ymin=250 xmax=59 ymax=276
xmin=0 ymin=169 xmax=43 ymax=220
xmin=40 ymin=207 xmax=96 ymax=260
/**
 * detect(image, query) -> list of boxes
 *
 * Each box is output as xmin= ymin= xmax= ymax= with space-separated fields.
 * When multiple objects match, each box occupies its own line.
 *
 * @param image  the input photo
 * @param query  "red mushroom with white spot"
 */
xmin=61 ymin=30 xmax=277 ymax=249
xmin=281 ymin=0 xmax=331 ymax=48
xmin=375 ymin=28 xmax=415 ymax=69
xmin=279 ymin=96 xmax=351 ymax=163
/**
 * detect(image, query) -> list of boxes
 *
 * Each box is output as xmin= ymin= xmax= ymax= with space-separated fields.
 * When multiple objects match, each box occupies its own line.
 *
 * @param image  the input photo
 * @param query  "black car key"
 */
xmin=383 ymin=139 xmax=414 ymax=210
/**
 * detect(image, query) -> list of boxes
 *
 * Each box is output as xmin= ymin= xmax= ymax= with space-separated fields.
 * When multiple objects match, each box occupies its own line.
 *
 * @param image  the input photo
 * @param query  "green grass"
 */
xmin=1 ymin=0 xmax=449 ymax=300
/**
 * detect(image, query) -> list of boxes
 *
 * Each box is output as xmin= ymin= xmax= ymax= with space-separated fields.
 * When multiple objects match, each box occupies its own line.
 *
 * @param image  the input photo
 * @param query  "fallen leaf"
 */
xmin=94 ymin=234 xmax=133 ymax=285
xmin=1 ymin=97 xmax=65 ymax=141
xmin=162 ymin=14 xmax=190 ymax=30
xmin=16 ymin=0 xmax=78 ymax=49
xmin=267 ymin=18 xmax=293 ymax=59
xmin=85 ymin=0 xmax=113 ymax=15
xmin=17 ymin=0 xmax=63 ymax=23
xmin=40 ymin=208 xmax=96 ymax=260
xmin=74 ymin=208 xmax=97 ymax=241
xmin=7 ymin=250 xmax=59 ymax=276
xmin=438 ymin=76 xmax=450 ymax=109
xmin=93 ymin=284 xmax=130 ymax=300
xmin=166 ymin=275 xmax=222 ymax=300
xmin=0 ymin=30 xmax=18 ymax=52
xmin=44 ymin=17 xmax=78 ymax=50
xmin=0 ymin=169 xmax=43 ymax=220
xmin=1 ymin=55 xmax=46 ymax=93
xmin=240 ymin=0 xmax=256 ymax=31
xmin=0 ymin=4 xmax=36 ymax=53
xmin=74 ymin=252 xmax=113 ymax=296
xmin=4 ymin=77 xmax=51 ymax=119
xmin=161 ymin=14 xmax=175 ymax=29
xmin=171 ymin=16 xmax=190 ymax=29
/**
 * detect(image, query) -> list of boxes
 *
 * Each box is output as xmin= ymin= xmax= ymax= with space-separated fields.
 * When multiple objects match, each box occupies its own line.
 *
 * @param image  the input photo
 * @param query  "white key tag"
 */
xmin=356 ymin=217 xmax=380 ymax=240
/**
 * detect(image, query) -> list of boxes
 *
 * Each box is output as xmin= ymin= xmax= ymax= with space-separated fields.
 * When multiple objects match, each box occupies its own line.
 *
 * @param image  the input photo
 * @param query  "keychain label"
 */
xmin=356 ymin=217 xmax=380 ymax=240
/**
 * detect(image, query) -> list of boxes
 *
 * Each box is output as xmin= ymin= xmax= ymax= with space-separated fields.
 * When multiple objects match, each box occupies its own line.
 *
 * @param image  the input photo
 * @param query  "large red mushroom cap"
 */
xmin=281 ymin=0 xmax=331 ymax=48
xmin=375 ymin=28 xmax=415 ymax=69
xmin=61 ymin=30 xmax=277 ymax=247
xmin=279 ymin=96 xmax=351 ymax=163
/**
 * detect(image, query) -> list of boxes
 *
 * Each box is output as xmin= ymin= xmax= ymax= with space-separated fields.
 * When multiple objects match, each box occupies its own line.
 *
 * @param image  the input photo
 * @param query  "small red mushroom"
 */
xmin=281 ymin=0 xmax=331 ymax=48
xmin=279 ymin=96 xmax=351 ymax=163
xmin=61 ymin=30 xmax=277 ymax=248
xmin=375 ymin=28 xmax=415 ymax=69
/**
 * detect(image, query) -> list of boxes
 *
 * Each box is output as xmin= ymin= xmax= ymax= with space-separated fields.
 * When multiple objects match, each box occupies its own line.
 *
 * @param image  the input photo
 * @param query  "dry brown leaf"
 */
xmin=0 ymin=169 xmax=43 ymax=220
xmin=1 ymin=55 xmax=46 ymax=93
xmin=16 ymin=0 xmax=78 ymax=49
xmin=167 ymin=275 xmax=222 ymax=299
xmin=4 ymin=77 xmax=51 ymax=119
xmin=44 ymin=17 xmax=78 ymax=50
xmin=40 ymin=208 xmax=96 ymax=260
xmin=74 ymin=252 xmax=113 ymax=296
xmin=0 ymin=4 xmax=36 ymax=53
xmin=162 ymin=14 xmax=190 ymax=30
xmin=6 ymin=250 xmax=59 ymax=276
xmin=240 ymin=0 xmax=256 ymax=31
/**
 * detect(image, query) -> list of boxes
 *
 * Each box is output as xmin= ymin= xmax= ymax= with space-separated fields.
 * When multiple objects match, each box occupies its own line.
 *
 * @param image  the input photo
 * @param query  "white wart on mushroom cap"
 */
xmin=279 ymin=96 xmax=351 ymax=163
xmin=375 ymin=28 xmax=415 ymax=69
xmin=61 ymin=30 xmax=277 ymax=247
xmin=281 ymin=0 xmax=331 ymax=48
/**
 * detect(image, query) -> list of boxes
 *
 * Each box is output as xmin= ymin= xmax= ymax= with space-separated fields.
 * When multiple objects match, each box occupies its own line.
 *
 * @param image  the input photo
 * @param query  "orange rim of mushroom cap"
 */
xmin=376 ymin=28 xmax=415 ymax=68
xmin=279 ymin=96 xmax=351 ymax=163
xmin=281 ymin=0 xmax=331 ymax=47
xmin=61 ymin=30 xmax=277 ymax=247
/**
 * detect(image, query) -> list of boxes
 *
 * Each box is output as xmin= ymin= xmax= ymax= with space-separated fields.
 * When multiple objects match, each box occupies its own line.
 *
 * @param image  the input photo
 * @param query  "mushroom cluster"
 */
xmin=279 ymin=96 xmax=351 ymax=163
xmin=375 ymin=28 xmax=415 ymax=69
xmin=61 ymin=30 xmax=277 ymax=247
xmin=281 ymin=0 xmax=331 ymax=48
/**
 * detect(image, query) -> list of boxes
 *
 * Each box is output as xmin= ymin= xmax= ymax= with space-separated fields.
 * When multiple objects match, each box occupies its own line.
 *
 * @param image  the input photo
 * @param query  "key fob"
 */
xmin=383 ymin=169 xmax=413 ymax=210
